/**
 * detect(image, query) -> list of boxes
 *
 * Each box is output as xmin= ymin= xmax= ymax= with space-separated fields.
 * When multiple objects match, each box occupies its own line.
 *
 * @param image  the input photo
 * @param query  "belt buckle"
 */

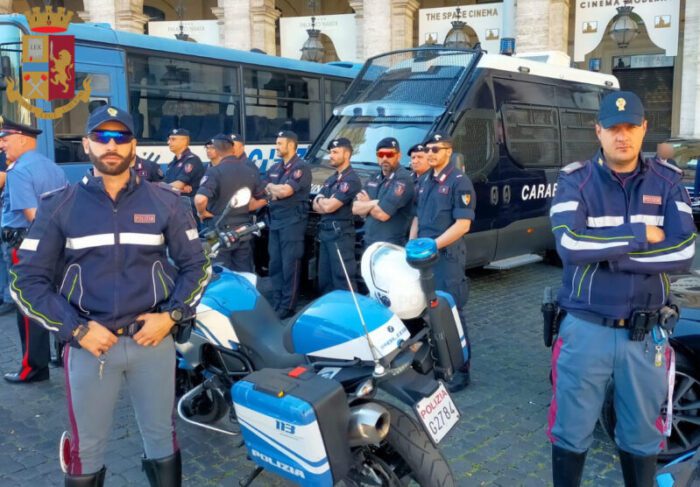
xmin=616 ymin=319 xmax=626 ymax=328
xmin=116 ymin=327 xmax=125 ymax=336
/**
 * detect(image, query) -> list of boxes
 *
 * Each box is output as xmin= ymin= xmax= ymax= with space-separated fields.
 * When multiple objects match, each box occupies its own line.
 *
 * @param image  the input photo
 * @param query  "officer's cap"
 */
xmin=210 ymin=133 xmax=234 ymax=144
xmin=327 ymin=137 xmax=353 ymax=151
xmin=0 ymin=116 xmax=42 ymax=138
xmin=169 ymin=128 xmax=190 ymax=137
xmin=376 ymin=137 xmax=400 ymax=151
xmin=276 ymin=130 xmax=298 ymax=142
xmin=230 ymin=133 xmax=244 ymax=143
xmin=408 ymin=143 xmax=427 ymax=156
xmin=424 ymin=132 xmax=453 ymax=146
xmin=598 ymin=91 xmax=645 ymax=129
xmin=86 ymin=106 xmax=134 ymax=134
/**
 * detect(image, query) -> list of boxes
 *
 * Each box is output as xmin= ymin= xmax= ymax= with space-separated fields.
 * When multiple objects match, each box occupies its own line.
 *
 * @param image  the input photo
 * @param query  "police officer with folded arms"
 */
xmin=163 ymin=128 xmax=205 ymax=197
xmin=548 ymin=92 xmax=696 ymax=487
xmin=410 ymin=132 xmax=475 ymax=393
xmin=133 ymin=155 xmax=163 ymax=182
xmin=0 ymin=118 xmax=67 ymax=383
xmin=195 ymin=133 xmax=267 ymax=272
xmin=264 ymin=130 xmax=311 ymax=318
xmin=11 ymin=106 xmax=210 ymax=486
xmin=353 ymin=137 xmax=415 ymax=247
xmin=312 ymin=137 xmax=362 ymax=293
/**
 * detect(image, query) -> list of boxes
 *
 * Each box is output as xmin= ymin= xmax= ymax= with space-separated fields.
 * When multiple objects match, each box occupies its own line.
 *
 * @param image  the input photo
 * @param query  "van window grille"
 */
xmin=502 ymin=104 xmax=561 ymax=168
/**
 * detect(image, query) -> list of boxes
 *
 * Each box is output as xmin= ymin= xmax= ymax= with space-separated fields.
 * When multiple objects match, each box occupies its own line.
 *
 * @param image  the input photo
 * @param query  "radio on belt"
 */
xmin=232 ymin=367 xmax=352 ymax=486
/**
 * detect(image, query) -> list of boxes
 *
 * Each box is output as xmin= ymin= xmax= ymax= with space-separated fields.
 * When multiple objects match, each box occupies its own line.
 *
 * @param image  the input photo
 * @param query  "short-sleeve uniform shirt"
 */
xmin=363 ymin=165 xmax=415 ymax=246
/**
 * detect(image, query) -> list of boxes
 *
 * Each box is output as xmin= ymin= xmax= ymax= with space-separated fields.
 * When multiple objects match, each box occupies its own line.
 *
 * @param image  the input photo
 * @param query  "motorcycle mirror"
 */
xmin=229 ymin=188 xmax=252 ymax=209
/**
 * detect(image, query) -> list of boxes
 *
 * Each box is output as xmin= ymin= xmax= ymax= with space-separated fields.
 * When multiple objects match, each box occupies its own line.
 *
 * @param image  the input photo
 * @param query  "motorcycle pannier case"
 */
xmin=232 ymin=367 xmax=352 ymax=486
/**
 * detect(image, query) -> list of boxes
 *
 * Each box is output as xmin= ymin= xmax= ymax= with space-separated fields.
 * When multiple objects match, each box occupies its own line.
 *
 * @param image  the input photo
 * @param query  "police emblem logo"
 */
xmin=434 ymin=134 xmax=442 ymax=140
xmin=643 ymin=194 xmax=662 ymax=205
xmin=333 ymin=140 xmax=339 ymax=147
xmin=172 ymin=129 xmax=179 ymax=135
xmin=184 ymin=163 xmax=193 ymax=174
xmin=134 ymin=214 xmax=156 ymax=224
xmin=278 ymin=131 xmax=284 ymax=137
xmin=339 ymin=182 xmax=349 ymax=193
xmin=107 ymin=107 xmax=118 ymax=117
xmin=200 ymin=176 xmax=208 ymax=185
xmin=293 ymin=169 xmax=302 ymax=179
xmin=394 ymin=182 xmax=405 ymax=196
xmin=616 ymin=98 xmax=626 ymax=112
xmin=461 ymin=193 xmax=471 ymax=207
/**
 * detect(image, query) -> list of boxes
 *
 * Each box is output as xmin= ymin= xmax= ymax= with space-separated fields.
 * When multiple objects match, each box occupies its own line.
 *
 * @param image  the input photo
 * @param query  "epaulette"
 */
xmin=40 ymin=184 xmax=69 ymax=200
xmin=561 ymin=161 xmax=586 ymax=174
xmin=654 ymin=158 xmax=682 ymax=175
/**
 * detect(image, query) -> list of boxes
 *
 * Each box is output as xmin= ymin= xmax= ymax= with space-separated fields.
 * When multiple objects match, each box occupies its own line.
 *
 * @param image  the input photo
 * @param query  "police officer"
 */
xmin=0 ymin=149 xmax=14 ymax=315
xmin=229 ymin=133 xmax=259 ymax=172
xmin=410 ymin=132 xmax=475 ymax=393
xmin=312 ymin=137 xmax=362 ymax=293
xmin=352 ymin=137 xmax=415 ymax=247
xmin=264 ymin=130 xmax=311 ymax=319
xmin=133 ymin=155 xmax=164 ymax=182
xmin=0 ymin=118 xmax=68 ymax=384
xmin=408 ymin=143 xmax=429 ymax=183
xmin=195 ymin=134 xmax=267 ymax=272
xmin=11 ymin=106 xmax=210 ymax=486
xmin=203 ymin=138 xmax=221 ymax=171
xmin=163 ymin=128 xmax=205 ymax=197
xmin=548 ymin=92 xmax=696 ymax=487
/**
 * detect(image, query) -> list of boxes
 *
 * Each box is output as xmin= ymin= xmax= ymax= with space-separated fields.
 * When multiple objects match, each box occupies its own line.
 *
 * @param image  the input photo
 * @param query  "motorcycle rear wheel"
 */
xmin=350 ymin=401 xmax=455 ymax=487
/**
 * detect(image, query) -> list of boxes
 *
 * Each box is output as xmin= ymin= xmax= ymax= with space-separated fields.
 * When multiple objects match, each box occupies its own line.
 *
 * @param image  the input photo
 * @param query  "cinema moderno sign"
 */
xmin=575 ymin=0 xmax=681 ymax=62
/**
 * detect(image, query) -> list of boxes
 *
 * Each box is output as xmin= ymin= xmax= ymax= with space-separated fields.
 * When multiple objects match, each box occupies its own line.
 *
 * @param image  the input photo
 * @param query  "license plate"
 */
xmin=414 ymin=382 xmax=460 ymax=445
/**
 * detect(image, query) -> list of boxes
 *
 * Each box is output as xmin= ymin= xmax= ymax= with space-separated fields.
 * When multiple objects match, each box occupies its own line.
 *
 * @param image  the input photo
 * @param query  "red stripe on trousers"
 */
xmin=13 ymin=248 xmax=33 ymax=379
xmin=547 ymin=337 xmax=564 ymax=443
xmin=63 ymin=347 xmax=83 ymax=475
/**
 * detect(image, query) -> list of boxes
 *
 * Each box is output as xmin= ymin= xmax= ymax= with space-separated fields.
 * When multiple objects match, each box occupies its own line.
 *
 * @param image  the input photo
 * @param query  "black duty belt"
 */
xmin=570 ymin=310 xmax=660 ymax=329
xmin=318 ymin=220 xmax=352 ymax=230
xmin=112 ymin=321 xmax=143 ymax=337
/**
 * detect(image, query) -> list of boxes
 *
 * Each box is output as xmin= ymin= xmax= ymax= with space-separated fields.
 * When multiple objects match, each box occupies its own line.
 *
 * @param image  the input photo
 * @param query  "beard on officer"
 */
xmin=547 ymin=91 xmax=696 ymax=487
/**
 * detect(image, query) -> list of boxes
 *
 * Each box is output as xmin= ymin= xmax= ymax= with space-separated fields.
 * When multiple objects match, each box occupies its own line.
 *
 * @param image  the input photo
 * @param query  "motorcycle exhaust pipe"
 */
xmin=347 ymin=403 xmax=391 ymax=447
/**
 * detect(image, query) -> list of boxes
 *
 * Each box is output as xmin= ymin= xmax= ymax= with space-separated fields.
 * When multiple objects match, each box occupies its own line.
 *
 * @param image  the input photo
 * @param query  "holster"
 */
xmin=542 ymin=288 xmax=563 ymax=348
xmin=1 ymin=227 xmax=27 ymax=249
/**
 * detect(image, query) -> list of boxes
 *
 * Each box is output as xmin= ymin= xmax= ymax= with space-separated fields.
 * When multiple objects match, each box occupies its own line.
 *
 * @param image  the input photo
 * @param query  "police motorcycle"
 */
xmin=175 ymin=187 xmax=467 ymax=486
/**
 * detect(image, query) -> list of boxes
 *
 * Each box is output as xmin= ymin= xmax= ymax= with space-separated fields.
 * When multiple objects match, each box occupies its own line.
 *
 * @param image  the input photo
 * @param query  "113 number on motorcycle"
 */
xmin=414 ymin=382 xmax=460 ymax=445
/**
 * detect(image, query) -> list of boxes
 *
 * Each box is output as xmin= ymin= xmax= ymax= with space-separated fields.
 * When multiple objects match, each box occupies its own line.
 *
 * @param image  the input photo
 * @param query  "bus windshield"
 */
xmin=0 ymin=23 xmax=34 ymax=127
xmin=310 ymin=48 xmax=478 ymax=167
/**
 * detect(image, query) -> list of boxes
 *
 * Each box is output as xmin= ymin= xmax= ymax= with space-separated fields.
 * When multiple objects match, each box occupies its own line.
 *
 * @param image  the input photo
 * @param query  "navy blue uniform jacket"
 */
xmin=10 ymin=170 xmax=211 ymax=343
xmin=552 ymin=151 xmax=696 ymax=319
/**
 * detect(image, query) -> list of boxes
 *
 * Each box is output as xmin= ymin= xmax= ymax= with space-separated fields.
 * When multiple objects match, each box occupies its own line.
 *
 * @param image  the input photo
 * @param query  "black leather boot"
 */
xmin=142 ymin=451 xmax=182 ymax=487
xmin=64 ymin=466 xmax=106 ymax=486
xmin=619 ymin=450 xmax=657 ymax=487
xmin=552 ymin=445 xmax=587 ymax=487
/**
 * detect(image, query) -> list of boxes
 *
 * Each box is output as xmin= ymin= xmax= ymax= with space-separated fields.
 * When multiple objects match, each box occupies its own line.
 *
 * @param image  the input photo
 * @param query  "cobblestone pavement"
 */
xmin=0 ymin=260 xmax=674 ymax=486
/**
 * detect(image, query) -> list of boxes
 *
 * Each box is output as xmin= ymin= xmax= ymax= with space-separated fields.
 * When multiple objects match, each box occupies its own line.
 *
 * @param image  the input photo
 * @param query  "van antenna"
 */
xmin=335 ymin=244 xmax=386 ymax=376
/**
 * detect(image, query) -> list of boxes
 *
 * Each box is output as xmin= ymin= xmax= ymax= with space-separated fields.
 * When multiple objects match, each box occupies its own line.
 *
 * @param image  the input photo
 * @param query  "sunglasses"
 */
xmin=88 ymin=131 xmax=134 ymax=145
xmin=376 ymin=150 xmax=398 ymax=159
xmin=426 ymin=146 xmax=449 ymax=154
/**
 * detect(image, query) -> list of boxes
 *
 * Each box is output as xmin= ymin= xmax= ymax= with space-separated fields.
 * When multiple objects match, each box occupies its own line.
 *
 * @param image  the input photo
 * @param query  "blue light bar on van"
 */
xmin=333 ymin=102 xmax=445 ymax=118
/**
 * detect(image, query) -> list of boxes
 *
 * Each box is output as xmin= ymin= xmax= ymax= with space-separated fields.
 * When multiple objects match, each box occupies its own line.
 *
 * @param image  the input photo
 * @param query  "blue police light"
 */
xmin=405 ymin=238 xmax=438 ymax=266
xmin=589 ymin=58 xmax=601 ymax=72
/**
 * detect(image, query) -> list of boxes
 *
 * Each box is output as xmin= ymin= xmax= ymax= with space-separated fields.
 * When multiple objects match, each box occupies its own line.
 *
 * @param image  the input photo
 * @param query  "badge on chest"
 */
xmin=439 ymin=186 xmax=450 ymax=195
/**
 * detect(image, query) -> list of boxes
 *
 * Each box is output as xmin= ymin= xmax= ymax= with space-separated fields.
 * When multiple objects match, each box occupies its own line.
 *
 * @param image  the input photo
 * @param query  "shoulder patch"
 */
xmin=561 ymin=161 xmax=585 ymax=174
xmin=40 ymin=184 xmax=70 ymax=200
xmin=654 ymin=158 xmax=683 ymax=175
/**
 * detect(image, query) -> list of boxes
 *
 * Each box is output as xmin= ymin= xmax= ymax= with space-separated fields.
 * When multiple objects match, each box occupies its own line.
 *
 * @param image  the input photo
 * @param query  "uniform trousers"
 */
xmin=548 ymin=313 xmax=670 ymax=455
xmin=64 ymin=335 xmax=177 ymax=474
xmin=318 ymin=224 xmax=356 ymax=294
xmin=268 ymin=222 xmax=305 ymax=315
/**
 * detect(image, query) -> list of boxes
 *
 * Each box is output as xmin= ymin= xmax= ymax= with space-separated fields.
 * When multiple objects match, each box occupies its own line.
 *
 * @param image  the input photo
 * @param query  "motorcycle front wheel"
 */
xmin=349 ymin=401 xmax=455 ymax=487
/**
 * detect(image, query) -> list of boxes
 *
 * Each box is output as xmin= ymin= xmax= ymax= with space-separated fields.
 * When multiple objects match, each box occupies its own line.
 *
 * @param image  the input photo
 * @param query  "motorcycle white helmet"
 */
xmin=361 ymin=242 xmax=427 ymax=320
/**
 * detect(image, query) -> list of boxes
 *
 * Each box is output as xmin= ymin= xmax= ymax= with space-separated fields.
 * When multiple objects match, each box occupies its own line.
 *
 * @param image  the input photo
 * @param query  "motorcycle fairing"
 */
xmin=436 ymin=291 xmax=469 ymax=363
xmin=288 ymin=290 xmax=410 ymax=361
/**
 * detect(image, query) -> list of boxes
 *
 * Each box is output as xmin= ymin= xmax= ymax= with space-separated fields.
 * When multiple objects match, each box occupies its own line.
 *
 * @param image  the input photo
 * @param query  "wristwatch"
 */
xmin=168 ymin=308 xmax=184 ymax=322
xmin=72 ymin=324 xmax=89 ymax=343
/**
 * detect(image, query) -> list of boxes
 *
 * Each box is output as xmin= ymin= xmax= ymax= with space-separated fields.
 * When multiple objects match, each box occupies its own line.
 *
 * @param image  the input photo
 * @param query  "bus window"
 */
xmin=324 ymin=79 xmax=350 ymax=119
xmin=0 ymin=24 xmax=35 ymax=129
xmin=127 ymin=53 xmax=241 ymax=143
xmin=53 ymin=72 xmax=111 ymax=163
xmin=244 ymin=68 xmax=322 ymax=142
xmin=559 ymin=109 xmax=598 ymax=163
xmin=453 ymin=111 xmax=497 ymax=180
xmin=502 ymin=104 xmax=561 ymax=168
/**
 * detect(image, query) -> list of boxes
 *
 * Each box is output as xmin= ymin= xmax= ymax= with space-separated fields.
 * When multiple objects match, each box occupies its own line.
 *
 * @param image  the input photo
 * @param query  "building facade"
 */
xmin=2 ymin=0 xmax=697 ymax=141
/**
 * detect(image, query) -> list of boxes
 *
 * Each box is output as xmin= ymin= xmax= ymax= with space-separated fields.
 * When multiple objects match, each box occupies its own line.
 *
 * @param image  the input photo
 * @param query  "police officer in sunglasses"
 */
xmin=0 ymin=118 xmax=67 ymax=384
xmin=353 ymin=137 xmax=415 ymax=247
xmin=11 ymin=106 xmax=210 ymax=486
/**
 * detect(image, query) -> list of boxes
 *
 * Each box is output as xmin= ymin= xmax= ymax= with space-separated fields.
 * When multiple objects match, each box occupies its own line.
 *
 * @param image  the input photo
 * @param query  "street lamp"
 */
xmin=609 ymin=6 xmax=640 ymax=48
xmin=444 ymin=7 xmax=477 ymax=49
xmin=300 ymin=16 xmax=325 ymax=63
